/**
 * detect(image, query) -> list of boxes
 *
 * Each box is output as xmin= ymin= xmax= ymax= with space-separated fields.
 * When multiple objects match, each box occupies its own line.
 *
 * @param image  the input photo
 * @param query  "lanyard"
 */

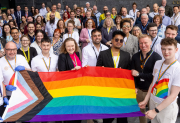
xmin=92 ymin=45 xmax=102 ymax=59
xmin=42 ymin=57 xmax=51 ymax=71
xmin=87 ymin=29 xmax=91 ymax=39
xmin=5 ymin=56 xmax=16 ymax=72
xmin=0 ymin=43 xmax=1 ymax=50
xmin=151 ymin=37 xmax=158 ymax=49
xmin=111 ymin=49 xmax=120 ymax=68
xmin=22 ymin=47 xmax=30 ymax=63
xmin=108 ymin=27 xmax=111 ymax=34
xmin=141 ymin=23 xmax=148 ymax=33
xmin=156 ymin=60 xmax=177 ymax=84
xmin=52 ymin=38 xmax=59 ymax=46
xmin=173 ymin=14 xmax=180 ymax=25
xmin=71 ymin=54 xmax=77 ymax=66
xmin=68 ymin=32 xmax=73 ymax=38
xmin=140 ymin=51 xmax=153 ymax=70
xmin=32 ymin=36 xmax=35 ymax=43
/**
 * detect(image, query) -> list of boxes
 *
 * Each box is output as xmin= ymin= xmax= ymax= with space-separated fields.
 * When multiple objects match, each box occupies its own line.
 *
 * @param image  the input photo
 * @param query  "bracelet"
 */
xmin=154 ymin=107 xmax=159 ymax=113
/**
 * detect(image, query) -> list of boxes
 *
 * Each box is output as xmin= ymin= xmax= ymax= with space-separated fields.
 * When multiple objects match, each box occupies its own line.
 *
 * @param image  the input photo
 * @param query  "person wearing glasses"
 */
xmin=131 ymin=34 xmax=161 ymax=123
xmin=96 ymin=30 xmax=130 ymax=123
xmin=132 ymin=26 xmax=142 ymax=38
xmin=10 ymin=27 xmax=21 ymax=49
xmin=0 ymin=41 xmax=31 ymax=101
xmin=120 ymin=18 xmax=138 ymax=58
xmin=17 ymin=35 xmax=37 ymax=67
xmin=146 ymin=23 xmax=162 ymax=50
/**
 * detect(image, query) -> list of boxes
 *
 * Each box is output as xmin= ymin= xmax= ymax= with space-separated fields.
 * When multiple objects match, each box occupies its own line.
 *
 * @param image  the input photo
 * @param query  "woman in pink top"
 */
xmin=79 ymin=19 xmax=96 ymax=49
xmin=58 ymin=37 xmax=82 ymax=72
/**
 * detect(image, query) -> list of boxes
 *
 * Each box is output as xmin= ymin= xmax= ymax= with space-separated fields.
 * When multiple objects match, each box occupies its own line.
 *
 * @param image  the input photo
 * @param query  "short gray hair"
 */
xmin=141 ymin=14 xmax=148 ymax=18
xmin=159 ymin=6 xmax=165 ymax=10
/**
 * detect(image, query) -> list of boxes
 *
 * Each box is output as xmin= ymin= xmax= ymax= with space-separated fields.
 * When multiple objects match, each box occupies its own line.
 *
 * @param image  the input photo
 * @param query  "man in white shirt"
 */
xmin=0 ymin=42 xmax=30 ymax=97
xmin=84 ymin=2 xmax=90 ymax=12
xmin=82 ymin=29 xmax=108 ymax=67
xmin=39 ymin=3 xmax=47 ymax=19
xmin=65 ymin=10 xmax=81 ymax=32
xmin=31 ymin=37 xmax=58 ymax=72
xmin=154 ymin=25 xmax=180 ymax=62
xmin=121 ymin=7 xmax=133 ymax=19
xmin=147 ymin=23 xmax=162 ymax=50
xmin=139 ymin=38 xmax=180 ymax=123
xmin=158 ymin=6 xmax=171 ymax=27
xmin=171 ymin=6 xmax=180 ymax=26
xmin=149 ymin=3 xmax=159 ymax=18
xmin=129 ymin=2 xmax=139 ymax=20
xmin=45 ymin=13 xmax=58 ymax=37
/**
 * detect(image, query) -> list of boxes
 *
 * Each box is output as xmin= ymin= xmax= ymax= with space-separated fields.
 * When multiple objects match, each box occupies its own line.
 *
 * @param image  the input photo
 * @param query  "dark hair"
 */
xmin=105 ymin=11 xmax=111 ymax=15
xmin=41 ymin=37 xmax=51 ymax=43
xmin=173 ymin=6 xmax=179 ymax=9
xmin=2 ymin=23 xmax=11 ymax=39
xmin=161 ymin=38 xmax=177 ymax=48
xmin=91 ymin=29 xmax=102 ymax=35
xmin=27 ymin=22 xmax=35 ymax=27
xmin=120 ymin=18 xmax=131 ymax=28
xmin=70 ymin=10 xmax=75 ymax=14
xmin=8 ymin=20 xmax=16 ymax=27
xmin=36 ymin=23 xmax=41 ymax=26
xmin=10 ymin=27 xmax=19 ymax=33
xmin=36 ymin=16 xmax=44 ymax=27
xmin=147 ymin=23 xmax=157 ymax=30
xmin=57 ymin=19 xmax=65 ymax=29
xmin=112 ymin=31 xmax=126 ymax=39
xmin=35 ymin=30 xmax=44 ymax=36
xmin=166 ymin=25 xmax=178 ymax=32
xmin=115 ymin=15 xmax=122 ymax=25
xmin=146 ymin=5 xmax=150 ymax=8
xmin=132 ymin=2 xmax=137 ymax=6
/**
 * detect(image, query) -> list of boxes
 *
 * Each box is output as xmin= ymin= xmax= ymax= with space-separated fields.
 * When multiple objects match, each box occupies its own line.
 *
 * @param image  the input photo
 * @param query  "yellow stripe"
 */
xmin=156 ymin=85 xmax=168 ymax=94
xmin=48 ymin=86 xmax=136 ymax=98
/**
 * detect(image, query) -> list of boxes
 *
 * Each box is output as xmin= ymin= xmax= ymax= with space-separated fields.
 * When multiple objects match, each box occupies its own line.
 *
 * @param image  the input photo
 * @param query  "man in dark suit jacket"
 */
xmin=136 ymin=14 xmax=149 ymax=34
xmin=24 ymin=6 xmax=33 ymax=19
xmin=14 ymin=5 xmax=25 ymax=28
xmin=97 ymin=31 xmax=130 ymax=123
xmin=135 ymin=8 xmax=152 ymax=25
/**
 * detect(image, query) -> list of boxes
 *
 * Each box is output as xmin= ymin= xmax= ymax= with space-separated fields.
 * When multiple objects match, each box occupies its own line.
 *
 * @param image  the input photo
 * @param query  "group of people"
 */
xmin=0 ymin=0 xmax=180 ymax=123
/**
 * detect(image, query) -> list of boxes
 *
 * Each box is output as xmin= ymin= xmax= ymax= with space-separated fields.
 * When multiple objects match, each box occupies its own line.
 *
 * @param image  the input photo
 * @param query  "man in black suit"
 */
xmin=14 ymin=5 xmax=25 ymax=28
xmin=24 ymin=6 xmax=33 ymax=19
xmin=96 ymin=31 xmax=130 ymax=123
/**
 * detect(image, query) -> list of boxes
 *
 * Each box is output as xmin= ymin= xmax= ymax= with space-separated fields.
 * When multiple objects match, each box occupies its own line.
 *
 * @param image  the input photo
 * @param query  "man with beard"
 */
xmin=10 ymin=28 xmax=21 ymax=49
xmin=82 ymin=29 xmax=108 ymax=67
xmin=149 ymin=3 xmax=159 ymax=18
xmin=96 ymin=30 xmax=130 ymax=123
xmin=46 ymin=4 xmax=61 ymax=21
xmin=99 ymin=6 xmax=113 ymax=23
xmin=26 ymin=22 xmax=35 ymax=43
xmin=24 ymin=16 xmax=35 ymax=34
xmin=45 ymin=13 xmax=58 ymax=37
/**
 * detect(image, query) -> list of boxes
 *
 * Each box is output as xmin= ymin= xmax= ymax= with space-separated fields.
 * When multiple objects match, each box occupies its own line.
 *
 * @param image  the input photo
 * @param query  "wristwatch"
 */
xmin=154 ymin=107 xmax=159 ymax=113
xmin=136 ymin=73 xmax=139 ymax=77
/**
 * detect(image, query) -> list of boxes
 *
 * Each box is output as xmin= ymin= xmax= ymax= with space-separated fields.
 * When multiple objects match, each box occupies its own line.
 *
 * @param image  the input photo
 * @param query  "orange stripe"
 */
xmin=156 ymin=82 xmax=169 ymax=89
xmin=43 ymin=76 xmax=135 ymax=90
xmin=39 ymin=67 xmax=134 ymax=82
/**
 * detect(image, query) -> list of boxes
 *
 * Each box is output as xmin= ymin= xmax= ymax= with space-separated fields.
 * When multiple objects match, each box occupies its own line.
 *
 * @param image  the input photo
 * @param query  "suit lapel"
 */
xmin=118 ymin=50 xmax=124 ymax=68
xmin=107 ymin=49 xmax=114 ymax=67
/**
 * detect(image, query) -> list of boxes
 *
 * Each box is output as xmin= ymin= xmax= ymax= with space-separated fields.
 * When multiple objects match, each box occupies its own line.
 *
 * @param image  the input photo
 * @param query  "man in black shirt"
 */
xmin=131 ymin=34 xmax=161 ymax=123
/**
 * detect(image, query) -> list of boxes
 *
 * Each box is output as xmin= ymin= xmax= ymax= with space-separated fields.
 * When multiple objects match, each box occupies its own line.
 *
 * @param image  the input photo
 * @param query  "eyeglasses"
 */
xmin=11 ymin=32 xmax=18 ymax=35
xmin=5 ymin=48 xmax=17 ymax=51
xmin=123 ymin=25 xmax=130 ymax=28
xmin=149 ymin=30 xmax=157 ymax=32
xmin=133 ymin=29 xmax=139 ymax=32
xmin=76 ymin=10 xmax=81 ymax=12
xmin=115 ymin=38 xmax=124 ymax=43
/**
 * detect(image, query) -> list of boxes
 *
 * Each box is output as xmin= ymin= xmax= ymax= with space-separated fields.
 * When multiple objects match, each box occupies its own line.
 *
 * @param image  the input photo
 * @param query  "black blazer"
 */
xmin=58 ymin=52 xmax=80 ymax=71
xmin=96 ymin=48 xmax=131 ymax=69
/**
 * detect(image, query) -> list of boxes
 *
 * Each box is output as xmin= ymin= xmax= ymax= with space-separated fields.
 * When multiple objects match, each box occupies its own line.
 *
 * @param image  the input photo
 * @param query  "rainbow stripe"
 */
xmin=3 ymin=67 xmax=144 ymax=122
xmin=151 ymin=78 xmax=169 ymax=99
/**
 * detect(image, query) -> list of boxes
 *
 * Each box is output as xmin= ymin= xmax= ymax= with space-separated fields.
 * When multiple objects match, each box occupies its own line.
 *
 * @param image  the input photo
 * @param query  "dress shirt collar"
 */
xmin=40 ymin=52 xmax=52 ymax=59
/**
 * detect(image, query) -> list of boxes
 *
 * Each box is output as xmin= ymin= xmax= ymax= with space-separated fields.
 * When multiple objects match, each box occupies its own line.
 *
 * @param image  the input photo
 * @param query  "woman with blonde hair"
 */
xmin=132 ymin=26 xmax=142 ymax=38
xmin=2 ymin=13 xmax=8 ymax=24
xmin=101 ymin=17 xmax=117 ymax=47
xmin=112 ymin=7 xmax=117 ymax=19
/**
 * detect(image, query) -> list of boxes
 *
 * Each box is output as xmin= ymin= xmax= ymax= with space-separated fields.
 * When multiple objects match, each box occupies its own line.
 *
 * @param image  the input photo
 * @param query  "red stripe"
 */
xmin=7 ymin=80 xmax=33 ymax=112
xmin=151 ymin=78 xmax=169 ymax=93
xmin=38 ymin=67 xmax=134 ymax=82
xmin=9 ymin=73 xmax=15 ymax=85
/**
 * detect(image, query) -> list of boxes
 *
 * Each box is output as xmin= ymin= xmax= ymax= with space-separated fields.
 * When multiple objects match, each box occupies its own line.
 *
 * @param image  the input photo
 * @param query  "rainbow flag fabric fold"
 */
xmin=2 ymin=67 xmax=144 ymax=122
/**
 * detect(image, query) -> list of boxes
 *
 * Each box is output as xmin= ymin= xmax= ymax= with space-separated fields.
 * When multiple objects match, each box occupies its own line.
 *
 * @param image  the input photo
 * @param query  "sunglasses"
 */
xmin=115 ymin=38 xmax=124 ymax=43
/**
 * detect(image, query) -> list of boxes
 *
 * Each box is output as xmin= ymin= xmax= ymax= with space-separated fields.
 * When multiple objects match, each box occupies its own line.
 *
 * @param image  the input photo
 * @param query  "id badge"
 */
xmin=153 ymin=87 xmax=157 ymax=96
xmin=140 ymin=78 xmax=145 ymax=82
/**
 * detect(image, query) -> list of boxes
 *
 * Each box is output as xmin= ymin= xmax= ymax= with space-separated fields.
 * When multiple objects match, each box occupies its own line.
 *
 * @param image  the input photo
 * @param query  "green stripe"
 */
xmin=156 ymin=89 xmax=168 ymax=97
xmin=46 ymin=96 xmax=137 ymax=107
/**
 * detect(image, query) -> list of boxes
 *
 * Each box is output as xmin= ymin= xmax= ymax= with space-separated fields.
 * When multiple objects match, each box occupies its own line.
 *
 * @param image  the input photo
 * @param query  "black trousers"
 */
xmin=103 ymin=118 xmax=128 ymax=123
xmin=178 ymin=93 xmax=180 ymax=114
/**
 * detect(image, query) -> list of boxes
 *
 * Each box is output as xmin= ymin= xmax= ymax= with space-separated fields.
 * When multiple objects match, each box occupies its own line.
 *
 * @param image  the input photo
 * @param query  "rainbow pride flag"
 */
xmin=2 ymin=67 xmax=144 ymax=122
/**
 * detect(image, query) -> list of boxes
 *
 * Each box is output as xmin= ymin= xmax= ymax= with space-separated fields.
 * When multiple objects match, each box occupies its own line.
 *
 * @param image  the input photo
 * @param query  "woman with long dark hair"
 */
xmin=2 ymin=23 xmax=12 ymax=42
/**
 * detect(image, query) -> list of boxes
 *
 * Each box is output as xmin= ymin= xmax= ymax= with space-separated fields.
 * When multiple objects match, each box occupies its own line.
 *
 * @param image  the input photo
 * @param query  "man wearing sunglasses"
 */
xmin=97 ymin=30 xmax=130 ymax=123
xmin=131 ymin=34 xmax=161 ymax=123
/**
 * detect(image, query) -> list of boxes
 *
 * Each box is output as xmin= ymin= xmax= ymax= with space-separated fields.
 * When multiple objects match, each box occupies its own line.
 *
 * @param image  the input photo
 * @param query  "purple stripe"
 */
xmin=28 ymin=111 xmax=144 ymax=122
